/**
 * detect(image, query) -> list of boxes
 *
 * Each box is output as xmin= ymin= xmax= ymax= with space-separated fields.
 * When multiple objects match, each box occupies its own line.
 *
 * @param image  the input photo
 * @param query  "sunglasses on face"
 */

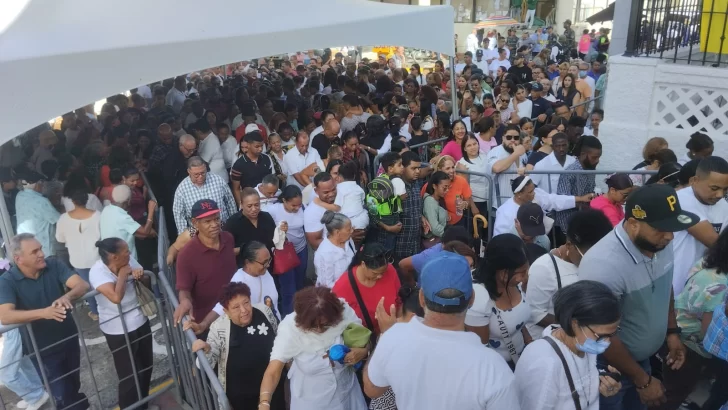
xmin=504 ymin=134 xmax=520 ymax=141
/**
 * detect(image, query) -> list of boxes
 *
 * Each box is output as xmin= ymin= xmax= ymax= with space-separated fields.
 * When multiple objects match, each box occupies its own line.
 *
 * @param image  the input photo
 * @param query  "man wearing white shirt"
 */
xmin=539 ymin=78 xmax=558 ymax=103
xmin=486 ymin=38 xmax=510 ymax=61
xmin=282 ymin=131 xmax=323 ymax=189
xmin=255 ymin=175 xmax=281 ymax=213
xmin=671 ymin=157 xmax=728 ymax=295
xmin=466 ymin=29 xmax=480 ymax=54
xmin=303 ymin=173 xmax=337 ymax=251
xmin=217 ymin=123 xmax=238 ymax=172
xmin=165 ymin=76 xmax=187 ymax=115
xmin=486 ymin=125 xmax=528 ymax=207
xmin=531 ymin=133 xmax=576 ymax=194
xmin=473 ymin=50 xmax=490 ymax=74
xmin=462 ymin=104 xmax=485 ymax=133
xmin=193 ymin=120 xmax=228 ymax=183
xmin=488 ymin=49 xmax=512 ymax=78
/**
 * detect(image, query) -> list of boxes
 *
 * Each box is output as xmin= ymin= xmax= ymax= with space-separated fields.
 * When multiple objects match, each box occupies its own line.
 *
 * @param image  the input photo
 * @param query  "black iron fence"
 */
xmin=625 ymin=0 xmax=728 ymax=67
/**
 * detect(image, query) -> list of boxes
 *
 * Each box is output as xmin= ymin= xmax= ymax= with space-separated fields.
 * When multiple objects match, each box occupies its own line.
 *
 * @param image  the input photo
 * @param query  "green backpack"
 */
xmin=365 ymin=174 xmax=400 ymax=217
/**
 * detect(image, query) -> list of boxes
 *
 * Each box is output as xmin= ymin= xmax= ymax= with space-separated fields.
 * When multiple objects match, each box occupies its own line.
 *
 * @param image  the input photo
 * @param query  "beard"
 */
xmin=582 ymin=159 xmax=597 ymax=170
xmin=504 ymin=144 xmax=514 ymax=154
xmin=634 ymin=234 xmax=667 ymax=254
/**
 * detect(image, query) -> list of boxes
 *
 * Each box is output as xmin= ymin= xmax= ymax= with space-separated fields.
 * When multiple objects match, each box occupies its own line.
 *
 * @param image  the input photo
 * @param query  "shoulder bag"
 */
xmin=544 ymin=336 xmax=582 ymax=410
xmin=549 ymin=252 xmax=563 ymax=289
xmin=347 ymin=267 xmax=377 ymax=348
xmin=134 ymin=280 xmax=158 ymax=317
xmin=272 ymin=240 xmax=300 ymax=275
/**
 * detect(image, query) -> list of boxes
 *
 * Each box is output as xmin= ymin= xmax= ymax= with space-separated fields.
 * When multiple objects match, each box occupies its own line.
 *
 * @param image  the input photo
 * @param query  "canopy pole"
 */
xmin=446 ymin=0 xmax=459 ymax=121
xmin=0 ymin=187 xmax=13 ymax=258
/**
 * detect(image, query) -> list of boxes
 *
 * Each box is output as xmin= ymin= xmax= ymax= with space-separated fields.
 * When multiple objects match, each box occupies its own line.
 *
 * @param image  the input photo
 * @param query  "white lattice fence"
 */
xmin=652 ymin=85 xmax=728 ymax=135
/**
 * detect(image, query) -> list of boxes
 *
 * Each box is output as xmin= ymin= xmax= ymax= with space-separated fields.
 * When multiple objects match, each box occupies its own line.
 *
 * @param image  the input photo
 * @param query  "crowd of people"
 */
xmin=0 ymin=24 xmax=725 ymax=410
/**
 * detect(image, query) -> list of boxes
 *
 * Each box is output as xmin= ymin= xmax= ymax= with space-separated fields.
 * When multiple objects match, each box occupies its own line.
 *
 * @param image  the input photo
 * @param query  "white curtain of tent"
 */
xmin=0 ymin=0 xmax=454 ymax=143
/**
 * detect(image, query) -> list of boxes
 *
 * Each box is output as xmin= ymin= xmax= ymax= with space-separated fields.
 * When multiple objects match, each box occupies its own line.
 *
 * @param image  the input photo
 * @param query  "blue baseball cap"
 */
xmin=420 ymin=252 xmax=473 ymax=306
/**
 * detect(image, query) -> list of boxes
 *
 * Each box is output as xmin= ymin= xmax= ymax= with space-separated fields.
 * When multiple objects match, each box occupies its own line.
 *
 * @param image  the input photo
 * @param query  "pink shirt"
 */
xmin=590 ymin=195 xmax=624 ymax=226
xmin=478 ymin=137 xmax=498 ymax=155
xmin=440 ymin=140 xmax=463 ymax=161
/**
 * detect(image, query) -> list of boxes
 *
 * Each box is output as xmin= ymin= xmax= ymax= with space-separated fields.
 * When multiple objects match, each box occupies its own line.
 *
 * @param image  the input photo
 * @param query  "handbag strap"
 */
xmin=544 ymin=336 xmax=582 ymax=410
xmin=549 ymin=252 xmax=562 ymax=289
xmin=348 ymin=267 xmax=377 ymax=348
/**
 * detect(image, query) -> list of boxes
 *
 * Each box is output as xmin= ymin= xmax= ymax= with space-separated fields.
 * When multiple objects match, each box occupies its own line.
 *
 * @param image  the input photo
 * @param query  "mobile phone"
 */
xmin=597 ymin=367 xmax=622 ymax=383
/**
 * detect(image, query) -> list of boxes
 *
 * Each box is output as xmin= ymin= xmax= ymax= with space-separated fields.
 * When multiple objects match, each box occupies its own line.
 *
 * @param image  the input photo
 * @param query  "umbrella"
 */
xmin=475 ymin=16 xmax=520 ymax=29
xmin=586 ymin=2 xmax=615 ymax=24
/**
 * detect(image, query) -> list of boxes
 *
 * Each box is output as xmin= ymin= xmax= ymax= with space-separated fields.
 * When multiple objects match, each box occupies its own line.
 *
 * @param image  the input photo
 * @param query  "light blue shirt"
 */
xmin=15 ymin=189 xmax=60 ymax=256
xmin=100 ymin=205 xmax=141 ymax=259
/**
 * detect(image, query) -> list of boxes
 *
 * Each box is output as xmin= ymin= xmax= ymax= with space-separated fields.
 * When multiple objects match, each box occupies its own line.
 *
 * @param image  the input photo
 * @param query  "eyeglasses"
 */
xmin=504 ymin=134 xmax=520 ymax=141
xmin=254 ymin=258 xmax=272 ymax=268
xmin=587 ymin=325 xmax=621 ymax=342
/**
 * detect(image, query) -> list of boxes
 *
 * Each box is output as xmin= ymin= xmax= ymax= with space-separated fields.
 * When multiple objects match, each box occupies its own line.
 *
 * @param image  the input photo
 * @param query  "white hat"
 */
xmin=111 ymin=184 xmax=132 ymax=204
xmin=245 ymin=123 xmax=259 ymax=134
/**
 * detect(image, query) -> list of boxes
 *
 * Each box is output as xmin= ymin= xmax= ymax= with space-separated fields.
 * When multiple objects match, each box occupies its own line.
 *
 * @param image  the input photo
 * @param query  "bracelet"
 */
xmin=636 ymin=375 xmax=652 ymax=390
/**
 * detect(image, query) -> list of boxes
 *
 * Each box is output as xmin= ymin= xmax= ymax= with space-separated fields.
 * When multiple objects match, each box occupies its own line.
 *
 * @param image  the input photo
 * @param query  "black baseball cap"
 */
xmin=517 ymin=203 xmax=552 ymax=237
xmin=625 ymin=184 xmax=698 ymax=232
xmin=476 ymin=49 xmax=484 ymax=57
xmin=191 ymin=199 xmax=220 ymax=219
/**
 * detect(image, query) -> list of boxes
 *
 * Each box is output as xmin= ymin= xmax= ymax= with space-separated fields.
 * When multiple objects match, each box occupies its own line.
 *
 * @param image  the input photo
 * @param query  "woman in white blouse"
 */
xmin=89 ymin=237 xmax=154 ymax=409
xmin=466 ymin=233 xmax=532 ymax=370
xmin=526 ymin=209 xmax=613 ymax=340
xmin=56 ymin=191 xmax=101 ymax=320
xmin=266 ymin=185 xmax=307 ymax=317
xmin=258 ymin=286 xmax=368 ymax=410
xmin=314 ymin=212 xmax=355 ymax=288
xmin=515 ymin=281 xmax=622 ymax=410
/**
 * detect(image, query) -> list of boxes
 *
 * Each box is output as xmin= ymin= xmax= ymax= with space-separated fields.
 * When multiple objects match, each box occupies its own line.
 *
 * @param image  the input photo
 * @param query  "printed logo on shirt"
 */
xmin=712 ymin=223 xmax=723 ymax=234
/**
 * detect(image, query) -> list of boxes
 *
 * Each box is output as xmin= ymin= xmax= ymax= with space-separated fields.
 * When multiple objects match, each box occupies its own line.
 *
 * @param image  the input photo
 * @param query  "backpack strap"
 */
xmin=544 ymin=336 xmax=582 ymax=410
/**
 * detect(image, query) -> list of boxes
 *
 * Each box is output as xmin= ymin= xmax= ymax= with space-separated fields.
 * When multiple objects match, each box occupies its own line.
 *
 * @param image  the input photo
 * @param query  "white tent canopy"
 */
xmin=0 ymin=0 xmax=453 ymax=144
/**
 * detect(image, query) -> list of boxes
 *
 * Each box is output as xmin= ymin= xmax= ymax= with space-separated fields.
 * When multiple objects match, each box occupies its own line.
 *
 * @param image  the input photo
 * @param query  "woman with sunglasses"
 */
xmin=185 ymin=241 xmax=281 ymax=336
xmin=515 ymin=280 xmax=622 ymax=410
xmin=191 ymin=281 xmax=284 ymax=410
xmin=332 ymin=242 xmax=400 ymax=337
xmin=259 ymin=286 xmax=369 ymax=410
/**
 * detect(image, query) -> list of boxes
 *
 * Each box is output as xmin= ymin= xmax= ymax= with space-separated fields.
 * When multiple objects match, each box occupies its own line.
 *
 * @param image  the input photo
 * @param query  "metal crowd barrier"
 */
xmin=155 ymin=206 xmax=230 ymax=410
xmin=0 ymin=272 xmax=175 ymax=410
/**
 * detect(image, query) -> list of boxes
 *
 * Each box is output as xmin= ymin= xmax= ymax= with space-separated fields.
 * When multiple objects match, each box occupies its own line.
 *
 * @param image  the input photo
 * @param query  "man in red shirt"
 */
xmin=173 ymin=199 xmax=237 ymax=339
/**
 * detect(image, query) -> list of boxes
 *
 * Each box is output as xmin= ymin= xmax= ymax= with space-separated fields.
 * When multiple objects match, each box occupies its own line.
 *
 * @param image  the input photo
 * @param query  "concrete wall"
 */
xmin=599 ymin=56 xmax=728 ymax=170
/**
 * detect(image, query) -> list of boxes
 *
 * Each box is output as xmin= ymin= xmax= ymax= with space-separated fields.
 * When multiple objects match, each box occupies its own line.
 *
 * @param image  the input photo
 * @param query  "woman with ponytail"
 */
xmin=89 ymin=237 xmax=154 ymax=409
xmin=465 ymin=233 xmax=532 ymax=370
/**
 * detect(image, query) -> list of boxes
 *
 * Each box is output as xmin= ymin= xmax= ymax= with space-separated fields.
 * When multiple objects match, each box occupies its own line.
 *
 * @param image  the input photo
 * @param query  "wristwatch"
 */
xmin=666 ymin=327 xmax=682 ymax=335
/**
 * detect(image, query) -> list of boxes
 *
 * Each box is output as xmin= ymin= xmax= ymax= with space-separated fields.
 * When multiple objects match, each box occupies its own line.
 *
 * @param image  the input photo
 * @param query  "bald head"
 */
xmin=324 ymin=119 xmax=340 ymax=138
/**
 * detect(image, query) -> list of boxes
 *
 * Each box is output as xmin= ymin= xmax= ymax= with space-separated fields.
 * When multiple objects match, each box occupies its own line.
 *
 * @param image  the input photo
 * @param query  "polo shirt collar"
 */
xmin=614 ymin=222 xmax=645 ymax=264
xmin=8 ymin=265 xmax=41 ymax=281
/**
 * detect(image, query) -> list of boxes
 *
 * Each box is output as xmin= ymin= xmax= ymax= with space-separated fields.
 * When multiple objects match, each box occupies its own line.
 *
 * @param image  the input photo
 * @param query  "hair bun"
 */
xmin=94 ymin=241 xmax=102 ymax=248
xmin=320 ymin=210 xmax=335 ymax=225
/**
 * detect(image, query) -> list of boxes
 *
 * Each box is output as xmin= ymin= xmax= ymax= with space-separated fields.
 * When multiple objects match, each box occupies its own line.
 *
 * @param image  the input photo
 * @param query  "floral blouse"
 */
xmin=676 ymin=258 xmax=728 ymax=358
